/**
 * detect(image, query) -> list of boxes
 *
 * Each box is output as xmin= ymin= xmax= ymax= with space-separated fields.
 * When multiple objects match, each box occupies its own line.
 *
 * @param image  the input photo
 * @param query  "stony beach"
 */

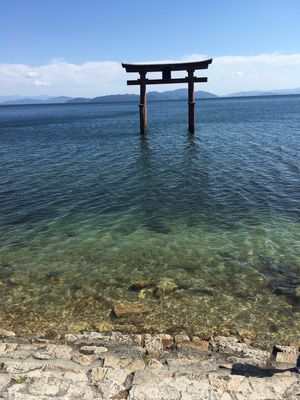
xmin=0 ymin=328 xmax=300 ymax=399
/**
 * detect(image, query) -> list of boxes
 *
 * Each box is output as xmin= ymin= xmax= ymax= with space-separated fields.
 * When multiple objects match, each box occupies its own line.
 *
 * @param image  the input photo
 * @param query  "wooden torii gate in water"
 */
xmin=122 ymin=59 xmax=213 ymax=134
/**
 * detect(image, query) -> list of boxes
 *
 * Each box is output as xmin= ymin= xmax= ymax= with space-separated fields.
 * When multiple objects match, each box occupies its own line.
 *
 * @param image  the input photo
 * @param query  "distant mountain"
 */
xmin=226 ymin=87 xmax=300 ymax=97
xmin=89 ymin=94 xmax=140 ymax=103
xmin=0 ymin=90 xmax=217 ymax=105
xmin=68 ymin=89 xmax=217 ymax=104
xmin=1 ymin=96 xmax=73 ymax=105
xmin=2 ymin=87 xmax=300 ymax=105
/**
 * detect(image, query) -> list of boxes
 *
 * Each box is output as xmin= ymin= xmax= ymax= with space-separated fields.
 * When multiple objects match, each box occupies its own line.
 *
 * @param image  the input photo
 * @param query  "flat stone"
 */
xmin=0 ymin=329 xmax=15 ymax=337
xmin=131 ymin=334 xmax=143 ymax=346
xmin=273 ymin=345 xmax=298 ymax=365
xmin=66 ymin=382 xmax=95 ymax=399
xmin=91 ymin=366 xmax=108 ymax=381
xmin=3 ymin=360 xmax=45 ymax=374
xmin=5 ymin=343 xmax=19 ymax=352
xmin=27 ymin=376 xmax=65 ymax=396
xmin=72 ymin=354 xmax=95 ymax=366
xmin=157 ymin=333 xmax=174 ymax=349
xmin=33 ymin=351 xmax=53 ymax=360
xmin=127 ymin=358 xmax=145 ymax=373
xmin=128 ymin=384 xmax=181 ymax=400
xmin=53 ymin=344 xmax=72 ymax=360
xmin=174 ymin=334 xmax=190 ymax=344
xmin=133 ymin=369 xmax=173 ymax=385
xmin=82 ymin=331 xmax=106 ymax=340
xmin=144 ymin=334 xmax=163 ymax=356
xmin=177 ymin=340 xmax=209 ymax=352
xmin=65 ymin=333 xmax=82 ymax=342
xmin=103 ymin=354 xmax=121 ymax=368
xmin=113 ymin=302 xmax=151 ymax=318
xmin=105 ymin=368 xmax=129 ymax=386
xmin=147 ymin=359 xmax=163 ymax=369
xmin=105 ymin=331 xmax=141 ymax=346
xmin=210 ymin=335 xmax=242 ymax=353
xmin=193 ymin=338 xmax=210 ymax=350
xmin=0 ymin=375 xmax=11 ymax=391
xmin=0 ymin=343 xmax=7 ymax=354
xmin=80 ymin=345 xmax=108 ymax=355
xmin=4 ymin=350 xmax=30 ymax=360
xmin=95 ymin=381 xmax=127 ymax=400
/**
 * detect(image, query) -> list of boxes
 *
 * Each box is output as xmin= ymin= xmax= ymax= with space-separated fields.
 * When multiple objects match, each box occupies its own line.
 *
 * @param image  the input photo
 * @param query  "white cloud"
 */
xmin=33 ymin=80 xmax=52 ymax=87
xmin=26 ymin=71 xmax=39 ymax=79
xmin=0 ymin=53 xmax=299 ymax=97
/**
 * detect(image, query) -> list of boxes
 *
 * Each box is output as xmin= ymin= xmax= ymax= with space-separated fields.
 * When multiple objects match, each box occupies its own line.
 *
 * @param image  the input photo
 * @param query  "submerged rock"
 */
xmin=129 ymin=280 xmax=156 ymax=292
xmin=67 ymin=322 xmax=90 ymax=333
xmin=153 ymin=278 xmax=177 ymax=298
xmin=113 ymin=302 xmax=151 ymax=318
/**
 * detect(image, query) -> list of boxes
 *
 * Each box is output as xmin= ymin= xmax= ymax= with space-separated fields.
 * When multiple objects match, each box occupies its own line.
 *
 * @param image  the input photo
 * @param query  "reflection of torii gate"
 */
xmin=122 ymin=59 xmax=212 ymax=134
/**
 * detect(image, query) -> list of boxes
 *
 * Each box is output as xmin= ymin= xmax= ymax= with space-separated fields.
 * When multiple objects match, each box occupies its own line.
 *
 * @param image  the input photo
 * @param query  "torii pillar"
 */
xmin=122 ymin=59 xmax=212 ymax=134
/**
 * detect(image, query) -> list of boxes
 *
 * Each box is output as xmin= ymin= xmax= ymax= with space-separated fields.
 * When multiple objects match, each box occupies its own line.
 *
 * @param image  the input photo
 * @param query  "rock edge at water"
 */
xmin=0 ymin=330 xmax=299 ymax=399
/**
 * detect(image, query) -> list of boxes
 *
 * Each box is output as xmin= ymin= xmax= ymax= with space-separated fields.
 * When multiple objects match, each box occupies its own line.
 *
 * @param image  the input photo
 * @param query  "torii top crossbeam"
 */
xmin=122 ymin=59 xmax=213 ymax=134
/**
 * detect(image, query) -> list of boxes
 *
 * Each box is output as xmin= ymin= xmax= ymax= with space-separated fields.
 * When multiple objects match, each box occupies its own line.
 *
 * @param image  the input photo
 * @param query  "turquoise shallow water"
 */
xmin=0 ymin=96 xmax=299 ymax=346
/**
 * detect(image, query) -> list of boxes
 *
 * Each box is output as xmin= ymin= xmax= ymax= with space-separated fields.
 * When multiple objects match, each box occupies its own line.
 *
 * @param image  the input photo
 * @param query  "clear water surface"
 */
xmin=0 ymin=96 xmax=299 ymax=347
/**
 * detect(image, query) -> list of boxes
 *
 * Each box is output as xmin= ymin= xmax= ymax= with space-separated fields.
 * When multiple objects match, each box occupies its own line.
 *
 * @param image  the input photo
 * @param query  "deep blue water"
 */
xmin=0 ymin=96 xmax=299 ymax=345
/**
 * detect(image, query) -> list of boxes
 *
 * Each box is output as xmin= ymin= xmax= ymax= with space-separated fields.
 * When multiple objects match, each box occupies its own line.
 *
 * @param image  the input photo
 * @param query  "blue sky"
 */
xmin=1 ymin=0 xmax=300 ymax=96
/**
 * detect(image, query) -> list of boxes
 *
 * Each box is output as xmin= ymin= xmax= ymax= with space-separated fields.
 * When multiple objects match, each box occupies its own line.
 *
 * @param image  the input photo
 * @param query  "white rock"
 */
xmin=127 ymin=358 xmax=146 ymax=373
xmin=80 ymin=345 xmax=108 ymax=355
xmin=72 ymin=354 xmax=95 ymax=366
xmin=105 ymin=368 xmax=129 ymax=386
xmin=91 ymin=366 xmax=108 ymax=381
xmin=144 ymin=334 xmax=163 ymax=355
xmin=27 ymin=376 xmax=64 ymax=396
xmin=65 ymin=333 xmax=82 ymax=342
xmin=95 ymin=381 xmax=128 ymax=400
xmin=174 ymin=335 xmax=190 ymax=344
xmin=0 ymin=329 xmax=15 ymax=337
xmin=103 ymin=354 xmax=121 ymax=368
xmin=67 ymin=381 xmax=95 ymax=399
xmin=33 ymin=351 xmax=52 ymax=360
xmin=0 ymin=375 xmax=11 ymax=391
xmin=147 ymin=359 xmax=163 ymax=369
xmin=0 ymin=343 xmax=7 ymax=354
xmin=133 ymin=369 xmax=173 ymax=385
xmin=53 ymin=344 xmax=72 ymax=360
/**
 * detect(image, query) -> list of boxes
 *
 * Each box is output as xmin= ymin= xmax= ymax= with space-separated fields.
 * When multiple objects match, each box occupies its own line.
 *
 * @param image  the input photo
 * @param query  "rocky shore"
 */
xmin=0 ymin=329 xmax=299 ymax=399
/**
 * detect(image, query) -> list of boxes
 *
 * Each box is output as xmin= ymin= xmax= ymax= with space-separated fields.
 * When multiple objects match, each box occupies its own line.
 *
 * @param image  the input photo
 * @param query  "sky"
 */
xmin=0 ymin=0 xmax=300 ymax=97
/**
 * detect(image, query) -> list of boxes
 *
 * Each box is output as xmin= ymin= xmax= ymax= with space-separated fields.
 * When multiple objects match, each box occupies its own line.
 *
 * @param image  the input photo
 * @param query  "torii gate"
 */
xmin=122 ymin=59 xmax=212 ymax=134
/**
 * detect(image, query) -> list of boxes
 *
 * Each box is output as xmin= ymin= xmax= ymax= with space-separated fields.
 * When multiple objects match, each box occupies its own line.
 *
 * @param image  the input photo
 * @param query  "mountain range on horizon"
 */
xmin=1 ymin=87 xmax=300 ymax=105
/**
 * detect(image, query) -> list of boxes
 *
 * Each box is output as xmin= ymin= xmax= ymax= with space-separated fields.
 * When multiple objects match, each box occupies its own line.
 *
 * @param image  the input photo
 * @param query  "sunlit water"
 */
xmin=0 ymin=96 xmax=299 ymax=347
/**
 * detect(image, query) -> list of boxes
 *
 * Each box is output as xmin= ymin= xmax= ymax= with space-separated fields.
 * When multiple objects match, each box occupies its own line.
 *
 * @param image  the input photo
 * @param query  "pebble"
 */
xmin=113 ymin=302 xmax=151 ymax=318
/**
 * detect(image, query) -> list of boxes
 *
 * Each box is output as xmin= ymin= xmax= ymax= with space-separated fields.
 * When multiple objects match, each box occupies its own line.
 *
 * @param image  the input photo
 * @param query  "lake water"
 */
xmin=0 ymin=96 xmax=299 ymax=347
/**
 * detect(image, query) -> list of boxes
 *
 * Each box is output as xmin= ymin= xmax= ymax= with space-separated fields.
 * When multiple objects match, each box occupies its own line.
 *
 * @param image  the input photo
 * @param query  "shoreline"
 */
xmin=0 ymin=329 xmax=299 ymax=399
